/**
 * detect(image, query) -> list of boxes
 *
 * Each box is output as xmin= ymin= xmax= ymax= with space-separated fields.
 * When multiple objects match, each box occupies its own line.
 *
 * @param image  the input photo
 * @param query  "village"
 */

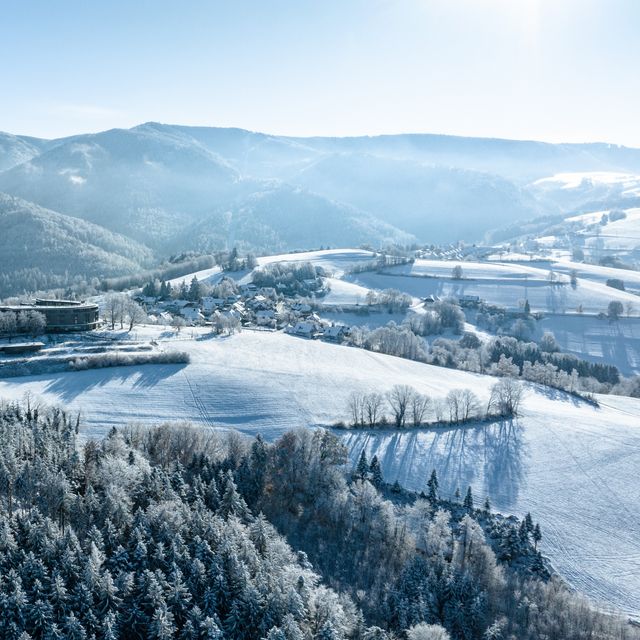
xmin=132 ymin=273 xmax=353 ymax=342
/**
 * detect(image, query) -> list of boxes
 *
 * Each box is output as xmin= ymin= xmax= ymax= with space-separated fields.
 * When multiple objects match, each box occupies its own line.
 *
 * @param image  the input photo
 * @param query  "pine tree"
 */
xmin=355 ymin=450 xmax=369 ymax=480
xmin=200 ymin=616 xmax=224 ymax=639
xmin=463 ymin=487 xmax=474 ymax=512
xmin=369 ymin=455 xmax=383 ymax=489
xmin=149 ymin=605 xmax=176 ymax=640
xmin=427 ymin=469 xmax=439 ymax=503
xmin=63 ymin=613 xmax=87 ymax=640
xmin=454 ymin=487 xmax=461 ymax=502
xmin=525 ymin=512 xmax=534 ymax=533
xmin=483 ymin=497 xmax=491 ymax=513
xmin=188 ymin=276 xmax=201 ymax=302
xmin=533 ymin=523 xmax=542 ymax=549
xmin=524 ymin=299 xmax=531 ymax=315
xmin=220 ymin=472 xmax=250 ymax=520
xmin=519 ymin=520 xmax=529 ymax=543
xmin=317 ymin=620 xmax=340 ymax=640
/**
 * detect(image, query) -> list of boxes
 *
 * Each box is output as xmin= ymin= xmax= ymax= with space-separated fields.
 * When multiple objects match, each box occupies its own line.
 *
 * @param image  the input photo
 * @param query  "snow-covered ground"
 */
xmin=167 ymin=265 xmax=223 ymax=287
xmin=542 ymin=259 xmax=640 ymax=292
xmin=534 ymin=315 xmax=640 ymax=376
xmin=348 ymin=265 xmax=640 ymax=316
xmin=322 ymin=278 xmax=372 ymax=306
xmin=534 ymin=171 xmax=640 ymax=196
xmin=254 ymin=248 xmax=377 ymax=276
xmin=0 ymin=328 xmax=639 ymax=617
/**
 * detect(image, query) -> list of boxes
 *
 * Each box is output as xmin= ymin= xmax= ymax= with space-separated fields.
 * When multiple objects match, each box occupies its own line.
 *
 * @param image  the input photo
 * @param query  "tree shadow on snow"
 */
xmin=42 ymin=363 xmax=187 ymax=402
xmin=351 ymin=418 xmax=526 ymax=511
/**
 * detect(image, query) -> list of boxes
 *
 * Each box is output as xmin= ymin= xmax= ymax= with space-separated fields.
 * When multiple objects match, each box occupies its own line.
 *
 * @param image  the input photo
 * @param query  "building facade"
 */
xmin=0 ymin=299 xmax=100 ymax=332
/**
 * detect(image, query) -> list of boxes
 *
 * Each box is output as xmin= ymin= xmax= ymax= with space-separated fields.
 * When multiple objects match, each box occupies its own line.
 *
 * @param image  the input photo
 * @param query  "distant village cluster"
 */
xmin=133 ymin=263 xmax=352 ymax=342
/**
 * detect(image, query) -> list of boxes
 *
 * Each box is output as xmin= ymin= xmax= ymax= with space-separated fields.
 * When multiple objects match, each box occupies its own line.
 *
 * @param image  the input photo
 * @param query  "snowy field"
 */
xmin=254 ymin=248 xmax=377 ymax=276
xmin=322 ymin=278 xmax=373 ymax=306
xmin=0 ymin=329 xmax=639 ymax=617
xmin=542 ymin=259 xmax=640 ymax=293
xmin=535 ymin=315 xmax=640 ymax=375
xmin=348 ymin=267 xmax=639 ymax=316
xmin=533 ymin=172 xmax=640 ymax=196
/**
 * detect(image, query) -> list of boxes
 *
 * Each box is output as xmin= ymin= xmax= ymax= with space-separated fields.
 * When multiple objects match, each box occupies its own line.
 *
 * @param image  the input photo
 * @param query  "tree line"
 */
xmin=344 ymin=380 xmax=522 ymax=430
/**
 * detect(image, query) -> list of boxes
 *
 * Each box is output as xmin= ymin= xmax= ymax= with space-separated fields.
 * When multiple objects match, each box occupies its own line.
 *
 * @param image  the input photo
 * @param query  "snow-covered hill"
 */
xmin=0 ymin=328 xmax=639 ymax=617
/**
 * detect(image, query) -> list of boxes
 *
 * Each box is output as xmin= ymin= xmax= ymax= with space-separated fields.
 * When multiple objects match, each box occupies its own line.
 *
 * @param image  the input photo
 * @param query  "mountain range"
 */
xmin=2 ymin=122 xmax=640 ymax=295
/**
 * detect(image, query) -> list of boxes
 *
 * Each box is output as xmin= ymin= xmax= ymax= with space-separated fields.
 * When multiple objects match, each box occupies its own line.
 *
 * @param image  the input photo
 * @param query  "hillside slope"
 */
xmin=0 ymin=132 xmax=49 ymax=171
xmin=290 ymin=153 xmax=543 ymax=243
xmin=172 ymin=183 xmax=413 ymax=253
xmin=0 ymin=125 xmax=241 ymax=248
xmin=0 ymin=193 xmax=154 ymax=296
xmin=0 ymin=328 xmax=639 ymax=616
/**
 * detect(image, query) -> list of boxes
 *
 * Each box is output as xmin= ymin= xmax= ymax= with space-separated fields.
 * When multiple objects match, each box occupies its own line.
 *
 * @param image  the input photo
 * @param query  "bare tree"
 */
xmin=387 ymin=385 xmax=415 ymax=428
xmin=348 ymin=392 xmax=365 ymax=427
xmin=432 ymin=398 xmax=446 ymax=423
xmin=446 ymin=388 xmax=479 ymax=423
xmin=125 ymin=299 xmax=147 ymax=332
xmin=459 ymin=389 xmax=480 ymax=421
xmin=410 ymin=393 xmax=431 ymax=426
xmin=104 ymin=293 xmax=126 ymax=330
xmin=487 ymin=378 xmax=524 ymax=417
xmin=172 ymin=315 xmax=186 ymax=334
xmin=364 ymin=392 xmax=385 ymax=427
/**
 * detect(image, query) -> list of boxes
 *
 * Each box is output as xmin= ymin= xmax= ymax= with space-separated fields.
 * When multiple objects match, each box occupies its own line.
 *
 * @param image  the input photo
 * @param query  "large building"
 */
xmin=0 ymin=299 xmax=100 ymax=332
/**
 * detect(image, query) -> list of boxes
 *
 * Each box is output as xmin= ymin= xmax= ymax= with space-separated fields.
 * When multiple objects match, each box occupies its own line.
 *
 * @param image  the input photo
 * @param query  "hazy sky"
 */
xmin=2 ymin=0 xmax=640 ymax=145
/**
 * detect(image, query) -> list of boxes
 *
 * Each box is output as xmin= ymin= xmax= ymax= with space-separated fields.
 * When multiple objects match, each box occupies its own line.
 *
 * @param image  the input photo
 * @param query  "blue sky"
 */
xmin=2 ymin=0 xmax=640 ymax=145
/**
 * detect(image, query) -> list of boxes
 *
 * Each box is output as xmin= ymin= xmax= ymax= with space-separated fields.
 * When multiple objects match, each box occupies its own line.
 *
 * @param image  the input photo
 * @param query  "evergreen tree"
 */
xmin=188 ymin=276 xmax=201 ymax=302
xmin=463 ymin=487 xmax=474 ymax=512
xmin=316 ymin=620 xmax=340 ymax=640
xmin=220 ymin=472 xmax=250 ymax=520
xmin=427 ymin=469 xmax=439 ymax=504
xmin=355 ymin=450 xmax=369 ymax=481
xmin=533 ymin=523 xmax=542 ymax=549
xmin=369 ymin=455 xmax=383 ymax=489
xmin=525 ymin=512 xmax=534 ymax=533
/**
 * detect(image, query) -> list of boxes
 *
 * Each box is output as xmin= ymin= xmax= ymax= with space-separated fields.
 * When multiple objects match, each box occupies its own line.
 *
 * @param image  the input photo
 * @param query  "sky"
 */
xmin=2 ymin=0 xmax=640 ymax=145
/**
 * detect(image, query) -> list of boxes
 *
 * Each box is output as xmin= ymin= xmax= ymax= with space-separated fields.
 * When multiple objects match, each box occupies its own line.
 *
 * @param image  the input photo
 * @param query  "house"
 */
xmin=323 ymin=325 xmax=349 ymax=342
xmin=180 ymin=303 xmax=205 ymax=323
xmin=167 ymin=299 xmax=190 ymax=313
xmin=458 ymin=294 xmax=480 ymax=307
xmin=248 ymin=294 xmax=273 ymax=311
xmin=291 ymin=302 xmax=312 ymax=314
xmin=255 ymin=309 xmax=276 ymax=326
xmin=231 ymin=301 xmax=246 ymax=316
xmin=290 ymin=319 xmax=322 ymax=338
xmin=201 ymin=297 xmax=225 ymax=313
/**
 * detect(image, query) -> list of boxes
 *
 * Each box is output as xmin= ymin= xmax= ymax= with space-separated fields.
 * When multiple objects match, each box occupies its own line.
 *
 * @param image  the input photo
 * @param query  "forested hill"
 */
xmin=0 ymin=192 xmax=154 ymax=297
xmin=0 ymin=401 xmax=635 ymax=640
